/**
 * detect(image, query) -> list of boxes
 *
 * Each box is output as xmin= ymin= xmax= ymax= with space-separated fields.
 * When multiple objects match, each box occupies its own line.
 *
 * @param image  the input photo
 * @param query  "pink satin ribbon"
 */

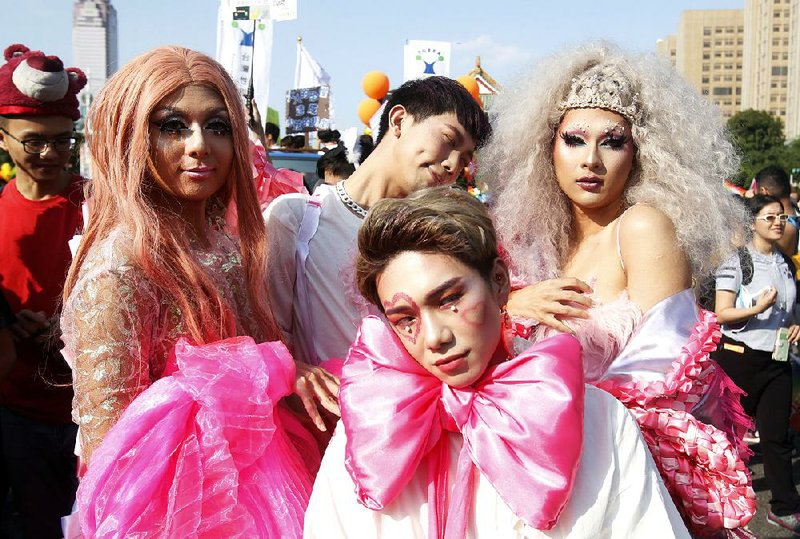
xmin=339 ymin=316 xmax=585 ymax=538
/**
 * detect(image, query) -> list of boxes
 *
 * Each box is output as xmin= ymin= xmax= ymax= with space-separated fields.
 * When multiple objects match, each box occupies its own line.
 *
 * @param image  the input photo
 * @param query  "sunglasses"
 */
xmin=755 ymin=213 xmax=789 ymax=223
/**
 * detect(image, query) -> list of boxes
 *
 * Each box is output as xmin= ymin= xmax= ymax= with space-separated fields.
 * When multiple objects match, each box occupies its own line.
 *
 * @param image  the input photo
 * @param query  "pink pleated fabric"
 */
xmin=76 ymin=337 xmax=314 ymax=539
xmin=596 ymin=308 xmax=756 ymax=536
xmin=340 ymin=316 xmax=585 ymax=539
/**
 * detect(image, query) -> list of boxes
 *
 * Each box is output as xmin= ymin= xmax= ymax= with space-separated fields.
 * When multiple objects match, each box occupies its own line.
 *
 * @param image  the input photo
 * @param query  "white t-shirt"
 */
xmin=263 ymin=185 xmax=369 ymax=364
xmin=305 ymin=386 xmax=690 ymax=539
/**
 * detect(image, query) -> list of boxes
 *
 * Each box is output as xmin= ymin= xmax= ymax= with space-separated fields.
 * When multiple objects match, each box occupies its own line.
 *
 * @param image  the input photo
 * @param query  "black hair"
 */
xmin=317 ymin=129 xmax=341 ymax=144
xmin=357 ymin=134 xmax=374 ymax=165
xmin=755 ymin=165 xmax=791 ymax=198
xmin=264 ymin=122 xmax=279 ymax=142
xmin=316 ymin=145 xmax=355 ymax=180
xmin=746 ymin=194 xmax=783 ymax=217
xmin=376 ymin=76 xmax=491 ymax=148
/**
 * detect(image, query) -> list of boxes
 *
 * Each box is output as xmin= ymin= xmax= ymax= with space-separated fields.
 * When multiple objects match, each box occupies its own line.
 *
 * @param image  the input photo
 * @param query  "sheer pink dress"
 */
xmin=60 ymin=227 xmax=316 ymax=538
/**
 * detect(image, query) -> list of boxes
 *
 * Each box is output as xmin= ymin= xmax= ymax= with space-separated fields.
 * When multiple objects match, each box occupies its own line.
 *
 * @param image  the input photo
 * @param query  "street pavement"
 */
xmin=745 ymin=438 xmax=800 ymax=538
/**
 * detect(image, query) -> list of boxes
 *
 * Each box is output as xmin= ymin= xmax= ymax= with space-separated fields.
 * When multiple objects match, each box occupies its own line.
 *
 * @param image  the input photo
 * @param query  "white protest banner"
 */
xmin=216 ymin=1 xmax=274 ymax=123
xmin=403 ymin=40 xmax=451 ymax=82
xmin=271 ymin=0 xmax=298 ymax=21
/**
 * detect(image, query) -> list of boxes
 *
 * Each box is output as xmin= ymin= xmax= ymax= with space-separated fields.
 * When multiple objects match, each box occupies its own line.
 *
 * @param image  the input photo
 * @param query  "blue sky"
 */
xmin=6 ymin=0 xmax=743 ymax=130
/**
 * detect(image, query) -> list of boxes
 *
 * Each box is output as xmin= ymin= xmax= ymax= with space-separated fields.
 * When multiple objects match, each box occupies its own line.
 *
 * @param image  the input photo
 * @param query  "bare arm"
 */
xmin=714 ymin=288 xmax=773 ymax=325
xmin=619 ymin=205 xmax=692 ymax=313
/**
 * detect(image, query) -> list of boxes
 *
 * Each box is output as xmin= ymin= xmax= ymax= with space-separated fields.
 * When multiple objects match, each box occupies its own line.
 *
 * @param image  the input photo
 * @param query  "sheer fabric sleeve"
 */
xmin=263 ymin=195 xmax=304 ymax=352
xmin=65 ymin=268 xmax=156 ymax=463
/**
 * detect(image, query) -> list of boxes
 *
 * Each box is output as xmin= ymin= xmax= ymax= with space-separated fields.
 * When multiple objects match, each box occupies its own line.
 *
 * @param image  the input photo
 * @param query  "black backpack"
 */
xmin=697 ymin=247 xmax=797 ymax=311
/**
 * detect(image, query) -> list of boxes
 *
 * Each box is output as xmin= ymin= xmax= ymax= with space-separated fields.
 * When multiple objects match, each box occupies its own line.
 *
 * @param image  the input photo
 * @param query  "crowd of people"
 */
xmin=0 ymin=36 xmax=798 ymax=539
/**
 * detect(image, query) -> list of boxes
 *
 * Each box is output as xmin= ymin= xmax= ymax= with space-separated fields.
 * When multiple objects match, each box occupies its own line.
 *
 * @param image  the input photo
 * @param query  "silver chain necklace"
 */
xmin=335 ymin=180 xmax=368 ymax=219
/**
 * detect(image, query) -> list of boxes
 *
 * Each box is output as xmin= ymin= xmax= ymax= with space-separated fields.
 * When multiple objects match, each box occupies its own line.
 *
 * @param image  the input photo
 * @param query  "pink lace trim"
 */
xmin=596 ymin=309 xmax=756 ymax=536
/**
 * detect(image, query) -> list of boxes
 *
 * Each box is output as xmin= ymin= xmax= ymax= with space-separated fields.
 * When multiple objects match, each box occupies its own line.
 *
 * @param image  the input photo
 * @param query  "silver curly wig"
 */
xmin=483 ymin=42 xmax=749 ymax=282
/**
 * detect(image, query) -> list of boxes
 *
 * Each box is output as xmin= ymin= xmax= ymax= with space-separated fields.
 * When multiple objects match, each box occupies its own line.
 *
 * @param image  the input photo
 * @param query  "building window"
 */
xmin=702 ymin=89 xmax=709 ymax=95
xmin=736 ymin=88 xmax=741 ymax=95
xmin=702 ymin=77 xmax=710 ymax=84
xmin=772 ymin=66 xmax=789 ymax=76
xmin=704 ymin=40 xmax=712 ymax=48
xmin=707 ymin=53 xmax=714 ymax=59
xmin=713 ymin=87 xmax=733 ymax=96
xmin=703 ymin=27 xmax=711 ymax=36
xmin=702 ymin=64 xmax=710 ymax=72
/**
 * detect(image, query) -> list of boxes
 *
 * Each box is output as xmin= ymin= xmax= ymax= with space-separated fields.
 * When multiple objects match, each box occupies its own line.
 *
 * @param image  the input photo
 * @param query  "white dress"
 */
xmin=304 ymin=386 xmax=690 ymax=539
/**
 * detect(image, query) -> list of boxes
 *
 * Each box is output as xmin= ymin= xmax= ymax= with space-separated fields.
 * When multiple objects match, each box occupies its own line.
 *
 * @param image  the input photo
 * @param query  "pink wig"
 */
xmin=64 ymin=46 xmax=277 ymax=344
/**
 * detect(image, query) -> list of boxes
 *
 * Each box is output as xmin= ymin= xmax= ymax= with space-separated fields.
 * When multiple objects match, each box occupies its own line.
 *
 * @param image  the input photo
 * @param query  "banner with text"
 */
xmin=285 ymin=86 xmax=331 ymax=134
xmin=403 ymin=40 xmax=452 ymax=82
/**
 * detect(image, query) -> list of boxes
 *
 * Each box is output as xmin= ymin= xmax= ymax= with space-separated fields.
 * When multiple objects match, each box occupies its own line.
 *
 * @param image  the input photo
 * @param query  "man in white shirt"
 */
xmin=264 ymin=77 xmax=490 ymax=428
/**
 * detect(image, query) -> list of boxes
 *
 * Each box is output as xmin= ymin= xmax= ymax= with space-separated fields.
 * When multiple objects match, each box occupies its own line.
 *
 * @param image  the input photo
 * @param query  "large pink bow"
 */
xmin=340 ymin=316 xmax=585 ymax=539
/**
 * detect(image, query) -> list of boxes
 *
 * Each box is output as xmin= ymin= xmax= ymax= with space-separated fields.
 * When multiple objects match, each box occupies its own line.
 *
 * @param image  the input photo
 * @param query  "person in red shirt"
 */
xmin=0 ymin=43 xmax=86 ymax=538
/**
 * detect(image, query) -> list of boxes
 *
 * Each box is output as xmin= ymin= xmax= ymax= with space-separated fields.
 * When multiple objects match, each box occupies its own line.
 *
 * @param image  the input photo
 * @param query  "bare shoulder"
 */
xmin=618 ymin=205 xmax=680 ymax=253
xmin=619 ymin=204 xmax=676 ymax=237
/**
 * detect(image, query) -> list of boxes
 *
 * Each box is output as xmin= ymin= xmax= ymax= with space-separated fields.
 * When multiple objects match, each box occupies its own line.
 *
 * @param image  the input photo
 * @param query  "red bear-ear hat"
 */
xmin=0 ymin=43 xmax=87 ymax=121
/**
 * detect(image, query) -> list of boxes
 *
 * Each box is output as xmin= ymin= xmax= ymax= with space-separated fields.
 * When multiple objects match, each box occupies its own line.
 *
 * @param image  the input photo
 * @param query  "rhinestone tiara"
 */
xmin=557 ymin=63 xmax=642 ymax=124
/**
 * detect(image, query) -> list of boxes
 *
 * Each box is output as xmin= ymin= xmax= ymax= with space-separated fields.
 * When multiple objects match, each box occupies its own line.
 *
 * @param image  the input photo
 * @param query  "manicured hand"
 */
xmin=294 ymin=361 xmax=341 ymax=431
xmin=506 ymin=278 xmax=593 ymax=335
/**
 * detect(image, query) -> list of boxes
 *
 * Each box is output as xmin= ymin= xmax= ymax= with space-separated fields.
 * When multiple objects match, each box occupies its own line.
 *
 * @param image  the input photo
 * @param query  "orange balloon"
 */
xmin=362 ymin=71 xmax=390 ymax=100
xmin=456 ymin=75 xmax=480 ymax=101
xmin=357 ymin=98 xmax=382 ymax=125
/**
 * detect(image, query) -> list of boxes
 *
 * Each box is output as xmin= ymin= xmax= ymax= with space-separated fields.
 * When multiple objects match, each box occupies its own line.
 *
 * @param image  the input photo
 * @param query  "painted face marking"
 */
xmin=383 ymin=292 xmax=421 ymax=345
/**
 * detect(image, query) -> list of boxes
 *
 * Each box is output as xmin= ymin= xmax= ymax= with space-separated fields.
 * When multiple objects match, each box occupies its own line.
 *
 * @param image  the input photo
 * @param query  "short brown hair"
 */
xmin=356 ymin=187 xmax=498 ymax=308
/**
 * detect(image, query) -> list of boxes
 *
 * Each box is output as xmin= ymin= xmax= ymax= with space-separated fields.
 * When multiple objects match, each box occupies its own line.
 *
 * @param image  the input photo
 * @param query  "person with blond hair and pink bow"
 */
xmin=304 ymin=187 xmax=689 ymax=538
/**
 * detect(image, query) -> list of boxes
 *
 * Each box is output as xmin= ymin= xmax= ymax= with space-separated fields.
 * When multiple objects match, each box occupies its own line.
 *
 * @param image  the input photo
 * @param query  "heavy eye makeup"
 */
xmin=558 ymin=128 xmax=629 ymax=150
xmin=151 ymin=110 xmax=232 ymax=137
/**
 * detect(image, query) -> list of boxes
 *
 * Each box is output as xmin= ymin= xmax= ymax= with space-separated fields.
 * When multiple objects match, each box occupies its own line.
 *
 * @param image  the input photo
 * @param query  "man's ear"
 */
xmin=387 ymin=105 xmax=408 ymax=138
xmin=491 ymin=257 xmax=511 ymax=305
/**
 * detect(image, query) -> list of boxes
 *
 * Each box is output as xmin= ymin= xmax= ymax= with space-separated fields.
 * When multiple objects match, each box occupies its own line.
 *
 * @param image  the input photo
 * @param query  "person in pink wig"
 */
xmin=305 ymin=187 xmax=690 ymax=538
xmin=60 ymin=46 xmax=316 ymax=538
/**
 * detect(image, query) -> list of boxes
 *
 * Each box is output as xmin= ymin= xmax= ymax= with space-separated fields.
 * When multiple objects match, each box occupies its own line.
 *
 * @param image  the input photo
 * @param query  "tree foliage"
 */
xmin=727 ymin=109 xmax=800 ymax=186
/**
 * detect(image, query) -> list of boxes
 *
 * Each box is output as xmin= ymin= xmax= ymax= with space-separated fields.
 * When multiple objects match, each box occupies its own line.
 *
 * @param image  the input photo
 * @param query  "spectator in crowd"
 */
xmin=754 ymin=165 xmax=798 ymax=256
xmin=265 ymin=121 xmax=280 ymax=148
xmin=713 ymin=194 xmax=800 ymax=534
xmin=315 ymin=145 xmax=355 ymax=186
xmin=356 ymin=133 xmax=374 ymax=166
xmin=0 ymin=43 xmax=86 ymax=538
xmin=317 ymin=128 xmax=341 ymax=151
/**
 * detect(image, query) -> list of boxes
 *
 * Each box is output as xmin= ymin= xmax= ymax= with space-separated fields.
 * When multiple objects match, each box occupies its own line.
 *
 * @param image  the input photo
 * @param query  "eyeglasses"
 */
xmin=0 ymin=128 xmax=78 ymax=155
xmin=755 ymin=213 xmax=789 ymax=223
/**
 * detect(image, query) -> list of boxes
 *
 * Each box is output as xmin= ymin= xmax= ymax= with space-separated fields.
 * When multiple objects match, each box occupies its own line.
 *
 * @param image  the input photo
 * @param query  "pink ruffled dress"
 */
xmin=530 ymin=289 xmax=756 ymax=537
xmin=60 ymin=227 xmax=317 ymax=538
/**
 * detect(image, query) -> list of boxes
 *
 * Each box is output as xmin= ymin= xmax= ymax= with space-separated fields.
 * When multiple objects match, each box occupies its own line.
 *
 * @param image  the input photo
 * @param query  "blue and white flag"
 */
xmin=216 ymin=1 xmax=274 ymax=119
xmin=403 ymin=40 xmax=452 ymax=82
